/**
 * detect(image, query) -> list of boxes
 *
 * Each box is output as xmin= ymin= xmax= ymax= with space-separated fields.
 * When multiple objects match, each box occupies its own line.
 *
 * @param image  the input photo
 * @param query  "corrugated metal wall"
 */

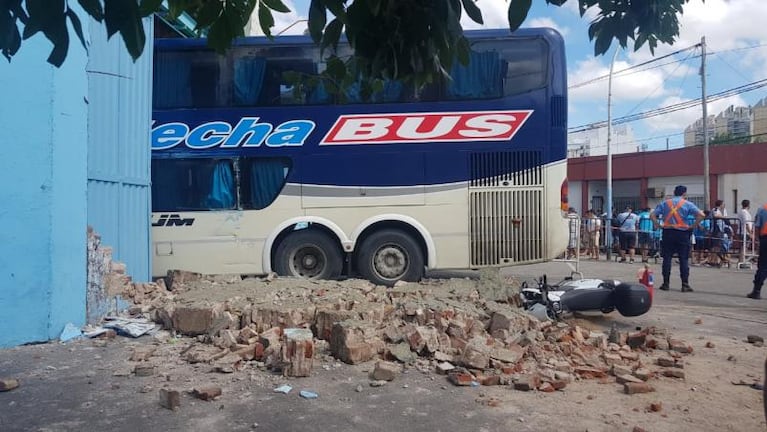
xmin=86 ymin=19 xmax=154 ymax=285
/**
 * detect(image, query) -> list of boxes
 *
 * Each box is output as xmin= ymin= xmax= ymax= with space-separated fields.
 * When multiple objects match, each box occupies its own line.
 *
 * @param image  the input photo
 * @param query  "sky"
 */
xmin=257 ymin=0 xmax=767 ymax=151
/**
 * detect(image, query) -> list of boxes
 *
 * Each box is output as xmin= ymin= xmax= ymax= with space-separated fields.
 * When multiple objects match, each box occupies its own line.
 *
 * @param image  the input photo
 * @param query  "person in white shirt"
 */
xmin=738 ymin=199 xmax=754 ymax=239
xmin=585 ymin=209 xmax=602 ymax=260
xmin=616 ymin=205 xmax=640 ymax=263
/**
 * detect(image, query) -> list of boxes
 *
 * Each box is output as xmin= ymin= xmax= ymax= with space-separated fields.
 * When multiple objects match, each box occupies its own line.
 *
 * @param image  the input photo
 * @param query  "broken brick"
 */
xmin=480 ymin=375 xmax=501 ymax=386
xmin=436 ymin=362 xmax=455 ymax=375
xmin=669 ymin=339 xmax=693 ymax=354
xmin=457 ymin=337 xmax=491 ymax=370
xmin=627 ymin=332 xmax=647 ymax=349
xmin=0 ymin=378 xmax=19 ymax=392
xmin=624 ymin=382 xmax=655 ymax=394
xmin=649 ymin=402 xmax=663 ymax=412
xmin=657 ymin=357 xmax=675 ymax=367
xmin=371 ymin=361 xmax=400 ymax=381
xmin=661 ymin=369 xmax=685 ymax=379
xmin=330 ymin=321 xmax=381 ymax=365
xmin=192 ymin=386 xmax=222 ymax=401
xmin=130 ymin=346 xmax=156 ymax=362
xmin=514 ymin=374 xmax=540 ymax=391
xmin=551 ymin=380 xmax=568 ymax=390
xmin=281 ymin=328 xmax=314 ymax=377
xmin=633 ymin=369 xmax=652 ymax=381
xmin=172 ymin=306 xmax=214 ymax=336
xmin=538 ymin=382 xmax=555 ymax=393
xmin=616 ymin=374 xmax=644 ymax=384
xmin=448 ymin=370 xmax=475 ymax=386
xmin=134 ymin=365 xmax=155 ymax=377
xmin=159 ymin=389 xmax=180 ymax=410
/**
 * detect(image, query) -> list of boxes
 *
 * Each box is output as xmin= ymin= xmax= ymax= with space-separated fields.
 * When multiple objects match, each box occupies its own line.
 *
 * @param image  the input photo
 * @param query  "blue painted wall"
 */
xmin=0 ymin=18 xmax=89 ymax=347
xmin=86 ymin=17 xmax=153 ymax=323
xmin=0 ymin=11 xmax=153 ymax=346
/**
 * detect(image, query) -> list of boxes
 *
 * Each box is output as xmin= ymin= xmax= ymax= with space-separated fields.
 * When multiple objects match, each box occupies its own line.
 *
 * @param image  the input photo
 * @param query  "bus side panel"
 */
xmin=304 ymin=184 xmax=470 ymax=269
xmin=151 ymin=195 xmax=304 ymax=277
xmin=545 ymin=160 xmax=569 ymax=259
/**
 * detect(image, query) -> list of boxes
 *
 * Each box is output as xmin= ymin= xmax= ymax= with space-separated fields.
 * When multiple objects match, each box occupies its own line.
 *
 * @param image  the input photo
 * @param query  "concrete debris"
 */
xmin=0 ymin=378 xmax=19 ymax=392
xmin=624 ymin=382 xmax=655 ymax=394
xmin=747 ymin=335 xmax=764 ymax=344
xmin=159 ymin=389 xmax=180 ymax=410
xmin=109 ymin=269 xmax=693 ymax=396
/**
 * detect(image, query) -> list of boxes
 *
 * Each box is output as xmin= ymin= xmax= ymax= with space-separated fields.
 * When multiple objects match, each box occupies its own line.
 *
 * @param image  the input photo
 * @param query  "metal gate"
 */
xmin=469 ymin=151 xmax=544 ymax=266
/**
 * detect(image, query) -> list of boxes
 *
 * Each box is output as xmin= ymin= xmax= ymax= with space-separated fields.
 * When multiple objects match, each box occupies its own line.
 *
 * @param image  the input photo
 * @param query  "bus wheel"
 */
xmin=274 ymin=230 xmax=342 ymax=280
xmin=357 ymin=229 xmax=424 ymax=286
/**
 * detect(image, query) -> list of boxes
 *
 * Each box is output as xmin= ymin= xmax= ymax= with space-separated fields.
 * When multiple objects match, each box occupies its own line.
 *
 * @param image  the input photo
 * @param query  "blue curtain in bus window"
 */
xmin=234 ymin=57 xmax=267 ymax=105
xmin=151 ymin=160 xmax=185 ymax=211
xmin=154 ymin=53 xmax=192 ymax=108
xmin=306 ymin=81 xmax=330 ymax=104
xmin=204 ymin=162 xmax=235 ymax=209
xmin=249 ymin=159 xmax=289 ymax=210
xmin=447 ymin=50 xmax=505 ymax=99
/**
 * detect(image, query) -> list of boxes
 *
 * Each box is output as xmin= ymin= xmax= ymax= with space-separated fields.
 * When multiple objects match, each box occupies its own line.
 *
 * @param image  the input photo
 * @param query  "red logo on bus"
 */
xmin=320 ymin=110 xmax=533 ymax=145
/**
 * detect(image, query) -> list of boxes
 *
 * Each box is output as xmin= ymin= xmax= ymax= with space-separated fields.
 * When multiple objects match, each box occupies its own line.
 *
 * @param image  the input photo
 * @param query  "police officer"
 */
xmin=650 ymin=185 xmax=705 ymax=292
xmin=746 ymin=202 xmax=767 ymax=299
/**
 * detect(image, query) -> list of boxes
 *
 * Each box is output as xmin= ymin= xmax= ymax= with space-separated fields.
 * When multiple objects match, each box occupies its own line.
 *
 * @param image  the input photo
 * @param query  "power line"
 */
xmin=568 ymin=78 xmax=767 ymax=133
xmin=620 ymin=49 xmax=697 ymax=119
xmin=568 ymin=44 xmax=700 ymax=89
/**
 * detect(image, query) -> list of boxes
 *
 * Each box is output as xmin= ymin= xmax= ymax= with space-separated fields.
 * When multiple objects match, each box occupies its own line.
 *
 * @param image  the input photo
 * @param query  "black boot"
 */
xmin=659 ymin=281 xmax=670 ymax=291
xmin=747 ymin=289 xmax=761 ymax=299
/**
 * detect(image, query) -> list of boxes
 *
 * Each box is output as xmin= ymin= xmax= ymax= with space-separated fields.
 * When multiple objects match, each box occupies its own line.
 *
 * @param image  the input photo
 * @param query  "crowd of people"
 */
xmin=564 ymin=185 xmax=767 ymax=298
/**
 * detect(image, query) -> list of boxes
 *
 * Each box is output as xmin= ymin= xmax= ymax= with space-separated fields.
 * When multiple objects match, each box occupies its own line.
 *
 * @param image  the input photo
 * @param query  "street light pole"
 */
xmin=605 ymin=47 xmax=619 ymax=261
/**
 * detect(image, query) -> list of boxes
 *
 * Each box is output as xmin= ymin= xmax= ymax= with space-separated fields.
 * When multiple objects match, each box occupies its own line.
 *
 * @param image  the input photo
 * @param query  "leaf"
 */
xmin=460 ymin=0 xmax=483 ymax=24
xmin=42 ymin=17 xmax=69 ymax=67
xmin=308 ymin=0 xmax=326 ymax=43
xmin=66 ymin=9 xmax=87 ymax=51
xmin=78 ymin=0 xmax=104 ymax=21
xmin=262 ymin=0 xmax=292 ymax=14
xmin=324 ymin=0 xmax=347 ymax=23
xmin=194 ymin=0 xmax=223 ymax=28
xmin=258 ymin=3 xmax=274 ymax=38
xmin=139 ymin=0 xmax=163 ymax=17
xmin=321 ymin=18 xmax=343 ymax=52
xmin=367 ymin=0 xmax=381 ymax=15
xmin=104 ymin=0 xmax=145 ymax=59
xmin=507 ymin=0 xmax=532 ymax=31
xmin=456 ymin=36 xmax=470 ymax=65
xmin=326 ymin=55 xmax=346 ymax=80
xmin=1 ymin=14 xmax=22 ymax=61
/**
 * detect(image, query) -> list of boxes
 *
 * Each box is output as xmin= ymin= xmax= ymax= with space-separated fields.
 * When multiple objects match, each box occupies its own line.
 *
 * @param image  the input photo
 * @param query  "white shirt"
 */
xmin=738 ymin=208 xmax=753 ymax=232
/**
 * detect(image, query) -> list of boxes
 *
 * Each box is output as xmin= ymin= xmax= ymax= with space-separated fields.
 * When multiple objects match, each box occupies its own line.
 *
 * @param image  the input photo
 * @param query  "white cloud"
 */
xmin=247 ymin=0 xmax=307 ymax=36
xmin=528 ymin=17 xmax=569 ymax=36
xmin=462 ymin=0 xmax=508 ymax=29
xmin=568 ymin=56 xmax=671 ymax=103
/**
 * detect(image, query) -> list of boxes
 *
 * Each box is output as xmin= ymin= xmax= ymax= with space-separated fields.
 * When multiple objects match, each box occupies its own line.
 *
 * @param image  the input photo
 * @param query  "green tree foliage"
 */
xmin=1 ymin=0 xmax=699 ymax=88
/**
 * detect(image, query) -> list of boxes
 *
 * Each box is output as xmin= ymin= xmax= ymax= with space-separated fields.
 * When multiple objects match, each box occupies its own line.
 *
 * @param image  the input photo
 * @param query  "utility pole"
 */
xmin=606 ymin=48 xmax=619 ymax=261
xmin=701 ymin=36 xmax=710 ymax=208
xmin=666 ymin=137 xmax=669 ymax=150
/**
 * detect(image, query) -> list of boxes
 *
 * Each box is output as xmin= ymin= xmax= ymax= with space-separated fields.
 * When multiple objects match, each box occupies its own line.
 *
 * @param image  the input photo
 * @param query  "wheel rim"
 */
xmin=372 ymin=243 xmax=409 ymax=281
xmin=288 ymin=244 xmax=327 ymax=279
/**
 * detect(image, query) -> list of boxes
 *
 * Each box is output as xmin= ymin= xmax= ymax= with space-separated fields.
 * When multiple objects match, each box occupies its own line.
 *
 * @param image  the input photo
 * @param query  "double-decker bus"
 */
xmin=151 ymin=28 xmax=569 ymax=285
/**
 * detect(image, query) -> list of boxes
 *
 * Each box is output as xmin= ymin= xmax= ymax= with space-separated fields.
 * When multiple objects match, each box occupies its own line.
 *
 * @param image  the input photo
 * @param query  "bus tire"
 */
xmin=356 ymin=229 xmax=424 ymax=286
xmin=274 ymin=230 xmax=343 ymax=280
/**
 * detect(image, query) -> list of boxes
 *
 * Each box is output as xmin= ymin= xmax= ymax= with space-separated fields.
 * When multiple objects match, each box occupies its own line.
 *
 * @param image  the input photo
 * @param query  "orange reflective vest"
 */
xmin=663 ymin=198 xmax=689 ymax=229
xmin=761 ymin=204 xmax=767 ymax=236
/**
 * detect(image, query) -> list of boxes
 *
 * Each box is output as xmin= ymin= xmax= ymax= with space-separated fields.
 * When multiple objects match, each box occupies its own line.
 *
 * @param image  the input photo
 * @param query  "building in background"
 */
xmin=567 ymin=124 xmax=637 ymax=158
xmin=566 ymin=141 xmax=767 ymax=217
xmin=752 ymin=97 xmax=767 ymax=143
xmin=683 ymin=115 xmax=717 ymax=147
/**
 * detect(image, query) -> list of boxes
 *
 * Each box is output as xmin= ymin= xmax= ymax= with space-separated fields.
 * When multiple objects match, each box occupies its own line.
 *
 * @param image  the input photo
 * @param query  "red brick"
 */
xmin=627 ymin=332 xmax=647 ymax=349
xmin=624 ymin=382 xmax=655 ymax=394
xmin=538 ymin=382 xmax=555 ymax=392
xmin=661 ymin=369 xmax=685 ymax=379
xmin=159 ymin=389 xmax=180 ymax=410
xmin=192 ymin=386 xmax=222 ymax=401
xmin=448 ymin=370 xmax=474 ymax=386
xmin=480 ymin=375 xmax=501 ymax=386
xmin=649 ymin=402 xmax=663 ymax=412
xmin=514 ymin=374 xmax=540 ymax=391
xmin=551 ymin=380 xmax=568 ymax=390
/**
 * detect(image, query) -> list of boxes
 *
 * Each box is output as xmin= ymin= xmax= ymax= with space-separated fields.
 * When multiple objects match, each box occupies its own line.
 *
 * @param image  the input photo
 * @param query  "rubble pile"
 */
xmin=121 ymin=270 xmax=692 ymax=393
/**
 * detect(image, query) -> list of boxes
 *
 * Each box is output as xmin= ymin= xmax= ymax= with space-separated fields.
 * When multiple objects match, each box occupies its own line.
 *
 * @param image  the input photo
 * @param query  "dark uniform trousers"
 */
xmin=754 ymin=235 xmax=767 ymax=293
xmin=661 ymin=228 xmax=691 ymax=284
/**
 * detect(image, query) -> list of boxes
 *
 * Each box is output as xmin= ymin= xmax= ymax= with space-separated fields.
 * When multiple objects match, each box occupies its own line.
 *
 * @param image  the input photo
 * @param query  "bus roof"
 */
xmin=154 ymin=27 xmax=565 ymax=50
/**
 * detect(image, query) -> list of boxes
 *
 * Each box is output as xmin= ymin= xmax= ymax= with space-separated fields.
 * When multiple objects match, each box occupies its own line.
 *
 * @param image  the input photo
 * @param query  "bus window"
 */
xmin=240 ymin=158 xmax=292 ymax=210
xmin=152 ymin=158 xmax=236 ymax=211
xmin=154 ymin=50 xmax=227 ymax=109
